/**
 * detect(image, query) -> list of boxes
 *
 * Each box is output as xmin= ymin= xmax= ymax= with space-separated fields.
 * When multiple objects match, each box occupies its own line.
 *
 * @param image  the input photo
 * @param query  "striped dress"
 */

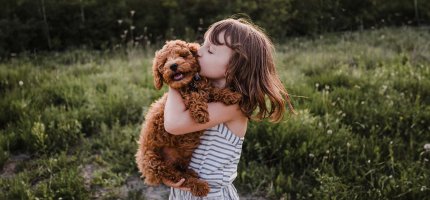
xmin=169 ymin=123 xmax=244 ymax=200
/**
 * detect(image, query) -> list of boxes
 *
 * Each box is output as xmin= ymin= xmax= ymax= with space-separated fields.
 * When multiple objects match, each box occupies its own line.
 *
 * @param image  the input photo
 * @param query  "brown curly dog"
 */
xmin=135 ymin=40 xmax=241 ymax=197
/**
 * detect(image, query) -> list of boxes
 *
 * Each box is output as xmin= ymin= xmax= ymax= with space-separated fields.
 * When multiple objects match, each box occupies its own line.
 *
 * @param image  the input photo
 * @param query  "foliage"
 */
xmin=0 ymin=27 xmax=429 ymax=199
xmin=1 ymin=0 xmax=430 ymax=57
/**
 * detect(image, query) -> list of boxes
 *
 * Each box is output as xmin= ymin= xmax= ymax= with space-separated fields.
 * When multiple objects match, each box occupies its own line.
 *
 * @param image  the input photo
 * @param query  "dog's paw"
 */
xmin=190 ymin=180 xmax=210 ymax=197
xmin=193 ymin=110 xmax=209 ymax=124
xmin=222 ymin=92 xmax=242 ymax=105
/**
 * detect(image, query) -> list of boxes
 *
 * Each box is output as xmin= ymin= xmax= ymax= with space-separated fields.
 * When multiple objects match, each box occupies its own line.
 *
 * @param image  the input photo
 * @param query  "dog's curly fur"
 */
xmin=135 ymin=40 xmax=241 ymax=197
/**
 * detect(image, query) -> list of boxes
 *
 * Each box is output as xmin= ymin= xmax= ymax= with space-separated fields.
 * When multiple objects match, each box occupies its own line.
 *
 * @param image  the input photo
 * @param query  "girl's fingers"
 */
xmin=163 ymin=178 xmax=191 ymax=191
xmin=178 ymin=187 xmax=191 ymax=191
xmin=171 ymin=178 xmax=185 ymax=187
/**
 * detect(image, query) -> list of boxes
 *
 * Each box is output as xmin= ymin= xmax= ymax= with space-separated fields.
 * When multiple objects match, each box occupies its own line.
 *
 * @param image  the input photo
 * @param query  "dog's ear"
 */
xmin=152 ymin=50 xmax=165 ymax=90
xmin=188 ymin=43 xmax=200 ymax=57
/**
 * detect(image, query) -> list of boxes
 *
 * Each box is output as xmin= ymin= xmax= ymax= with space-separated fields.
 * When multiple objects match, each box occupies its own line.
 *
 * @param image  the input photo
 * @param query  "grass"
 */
xmin=1 ymin=27 xmax=429 ymax=199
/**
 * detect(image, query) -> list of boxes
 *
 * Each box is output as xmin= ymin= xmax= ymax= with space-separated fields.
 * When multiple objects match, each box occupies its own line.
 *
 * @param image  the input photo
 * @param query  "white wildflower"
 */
xmin=424 ymin=143 xmax=430 ymax=151
xmin=327 ymin=130 xmax=333 ymax=135
xmin=309 ymin=153 xmax=315 ymax=158
xmin=19 ymin=80 xmax=24 ymax=86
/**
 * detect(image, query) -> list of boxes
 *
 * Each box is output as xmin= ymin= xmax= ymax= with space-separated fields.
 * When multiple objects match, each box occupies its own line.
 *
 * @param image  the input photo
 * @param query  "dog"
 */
xmin=135 ymin=40 xmax=241 ymax=197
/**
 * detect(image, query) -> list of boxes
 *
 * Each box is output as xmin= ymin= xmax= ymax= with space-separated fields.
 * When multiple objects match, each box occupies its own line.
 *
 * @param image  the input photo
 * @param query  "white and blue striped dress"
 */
xmin=169 ymin=123 xmax=244 ymax=200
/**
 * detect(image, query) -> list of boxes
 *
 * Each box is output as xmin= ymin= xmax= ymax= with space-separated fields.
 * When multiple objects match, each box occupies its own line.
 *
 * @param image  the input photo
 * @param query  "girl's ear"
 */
xmin=152 ymin=51 xmax=165 ymax=90
xmin=188 ymin=43 xmax=200 ymax=57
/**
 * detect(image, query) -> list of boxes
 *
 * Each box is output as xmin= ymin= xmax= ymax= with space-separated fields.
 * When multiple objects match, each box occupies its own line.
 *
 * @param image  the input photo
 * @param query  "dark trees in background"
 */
xmin=0 ymin=0 xmax=429 ymax=56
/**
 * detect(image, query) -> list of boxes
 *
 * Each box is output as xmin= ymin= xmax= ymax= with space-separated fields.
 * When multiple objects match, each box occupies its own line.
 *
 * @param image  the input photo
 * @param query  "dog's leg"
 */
xmin=143 ymin=150 xmax=185 ymax=186
xmin=187 ymin=92 xmax=209 ymax=123
xmin=210 ymin=87 xmax=242 ymax=105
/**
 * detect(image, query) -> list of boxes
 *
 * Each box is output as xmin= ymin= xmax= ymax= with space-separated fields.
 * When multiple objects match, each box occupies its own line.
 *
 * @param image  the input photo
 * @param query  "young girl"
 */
xmin=163 ymin=17 xmax=294 ymax=199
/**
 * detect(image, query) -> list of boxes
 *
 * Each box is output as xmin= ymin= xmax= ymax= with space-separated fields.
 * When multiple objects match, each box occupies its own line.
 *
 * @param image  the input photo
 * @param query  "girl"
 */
xmin=163 ymin=17 xmax=294 ymax=199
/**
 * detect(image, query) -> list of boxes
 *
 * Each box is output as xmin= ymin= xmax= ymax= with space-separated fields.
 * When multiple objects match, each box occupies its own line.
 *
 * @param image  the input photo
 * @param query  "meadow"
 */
xmin=0 ymin=27 xmax=429 ymax=199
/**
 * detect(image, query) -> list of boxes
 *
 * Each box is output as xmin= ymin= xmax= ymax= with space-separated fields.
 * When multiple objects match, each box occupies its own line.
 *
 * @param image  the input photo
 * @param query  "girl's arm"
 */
xmin=164 ymin=86 xmax=241 ymax=135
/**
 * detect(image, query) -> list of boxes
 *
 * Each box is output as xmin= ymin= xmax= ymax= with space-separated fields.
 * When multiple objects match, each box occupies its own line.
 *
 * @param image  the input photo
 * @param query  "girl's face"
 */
xmin=197 ymin=31 xmax=233 ymax=86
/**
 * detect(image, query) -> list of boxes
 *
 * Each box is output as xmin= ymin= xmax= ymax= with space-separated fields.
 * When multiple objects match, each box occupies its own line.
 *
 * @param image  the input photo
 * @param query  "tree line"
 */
xmin=0 ymin=0 xmax=429 ymax=57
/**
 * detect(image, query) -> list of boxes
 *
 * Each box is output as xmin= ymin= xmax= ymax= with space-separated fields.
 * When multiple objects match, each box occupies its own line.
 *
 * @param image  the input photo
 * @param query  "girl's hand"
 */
xmin=162 ymin=178 xmax=191 ymax=191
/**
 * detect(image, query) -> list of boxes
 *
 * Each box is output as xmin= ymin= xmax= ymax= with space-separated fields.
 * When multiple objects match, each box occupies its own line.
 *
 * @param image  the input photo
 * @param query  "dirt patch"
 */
xmin=0 ymin=154 xmax=30 ymax=178
xmin=118 ymin=175 xmax=170 ymax=199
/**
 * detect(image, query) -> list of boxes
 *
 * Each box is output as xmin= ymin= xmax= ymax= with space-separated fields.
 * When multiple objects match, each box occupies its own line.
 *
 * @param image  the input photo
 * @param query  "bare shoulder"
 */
xmin=224 ymin=104 xmax=248 ymax=138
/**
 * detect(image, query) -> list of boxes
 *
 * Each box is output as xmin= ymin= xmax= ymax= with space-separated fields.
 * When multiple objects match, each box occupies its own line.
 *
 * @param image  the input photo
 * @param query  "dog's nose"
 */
xmin=170 ymin=63 xmax=178 ymax=71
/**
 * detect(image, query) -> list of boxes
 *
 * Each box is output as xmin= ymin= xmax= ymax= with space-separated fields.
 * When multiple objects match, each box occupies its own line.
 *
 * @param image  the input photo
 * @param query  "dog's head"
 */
xmin=152 ymin=40 xmax=200 ymax=89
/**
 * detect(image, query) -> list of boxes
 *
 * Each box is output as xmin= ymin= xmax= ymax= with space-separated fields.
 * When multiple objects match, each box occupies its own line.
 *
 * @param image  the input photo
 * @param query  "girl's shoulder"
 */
xmin=224 ymin=109 xmax=248 ymax=138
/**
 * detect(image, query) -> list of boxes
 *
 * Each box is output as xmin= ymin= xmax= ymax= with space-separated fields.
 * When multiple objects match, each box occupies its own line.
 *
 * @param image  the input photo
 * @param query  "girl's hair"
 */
xmin=205 ymin=17 xmax=295 ymax=122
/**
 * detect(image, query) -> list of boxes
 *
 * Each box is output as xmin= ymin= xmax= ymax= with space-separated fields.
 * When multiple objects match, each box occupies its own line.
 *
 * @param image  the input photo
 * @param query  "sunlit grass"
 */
xmin=1 ymin=27 xmax=429 ymax=199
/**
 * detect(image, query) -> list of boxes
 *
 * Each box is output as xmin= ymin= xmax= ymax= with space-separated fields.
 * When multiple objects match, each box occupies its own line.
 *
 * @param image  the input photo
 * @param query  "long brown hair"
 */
xmin=205 ymin=17 xmax=295 ymax=122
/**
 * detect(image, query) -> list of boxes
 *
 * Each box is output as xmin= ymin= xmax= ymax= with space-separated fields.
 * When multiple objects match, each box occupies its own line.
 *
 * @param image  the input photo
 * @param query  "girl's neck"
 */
xmin=210 ymin=78 xmax=226 ymax=88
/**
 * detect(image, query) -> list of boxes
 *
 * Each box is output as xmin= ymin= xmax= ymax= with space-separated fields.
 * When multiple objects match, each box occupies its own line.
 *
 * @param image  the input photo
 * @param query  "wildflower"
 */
xmin=315 ymin=83 xmax=319 ymax=88
xmin=367 ymin=160 xmax=371 ymax=163
xmin=421 ymin=186 xmax=427 ymax=192
xmin=347 ymin=142 xmax=350 ymax=147
xmin=390 ymin=141 xmax=393 ymax=145
xmin=325 ymin=85 xmax=330 ymax=90
xmin=309 ymin=153 xmax=315 ymax=158
xmin=326 ymin=150 xmax=330 ymax=154
xmin=130 ymin=10 xmax=135 ymax=16
xmin=19 ymin=80 xmax=24 ymax=86
xmin=327 ymin=130 xmax=333 ymax=135
xmin=389 ymin=175 xmax=393 ymax=178
xmin=424 ymin=143 xmax=430 ymax=151
xmin=130 ymin=26 xmax=135 ymax=30
xmin=117 ymin=19 xmax=123 ymax=25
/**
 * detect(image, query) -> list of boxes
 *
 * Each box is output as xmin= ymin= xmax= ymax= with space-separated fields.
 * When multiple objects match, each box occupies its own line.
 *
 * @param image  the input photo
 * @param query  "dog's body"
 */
xmin=135 ymin=40 xmax=241 ymax=197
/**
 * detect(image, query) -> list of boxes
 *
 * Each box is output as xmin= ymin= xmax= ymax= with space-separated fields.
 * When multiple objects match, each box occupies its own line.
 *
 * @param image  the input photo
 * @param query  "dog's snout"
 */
xmin=170 ymin=63 xmax=178 ymax=71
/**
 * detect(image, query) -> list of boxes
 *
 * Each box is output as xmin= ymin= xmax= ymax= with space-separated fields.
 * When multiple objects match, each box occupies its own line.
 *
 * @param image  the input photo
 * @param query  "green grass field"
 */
xmin=1 ymin=27 xmax=429 ymax=199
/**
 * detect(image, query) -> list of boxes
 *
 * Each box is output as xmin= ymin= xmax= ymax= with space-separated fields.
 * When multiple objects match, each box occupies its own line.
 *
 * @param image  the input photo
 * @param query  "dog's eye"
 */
xmin=179 ymin=51 xmax=190 ymax=57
